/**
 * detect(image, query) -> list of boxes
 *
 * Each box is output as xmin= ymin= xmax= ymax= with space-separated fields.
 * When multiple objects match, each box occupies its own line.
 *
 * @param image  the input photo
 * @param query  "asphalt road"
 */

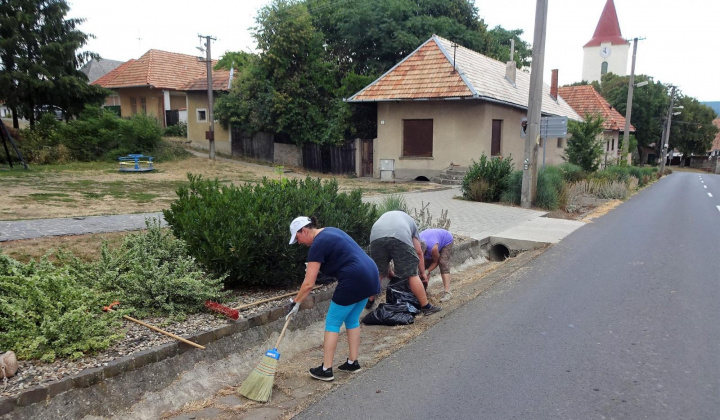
xmin=295 ymin=172 xmax=720 ymax=420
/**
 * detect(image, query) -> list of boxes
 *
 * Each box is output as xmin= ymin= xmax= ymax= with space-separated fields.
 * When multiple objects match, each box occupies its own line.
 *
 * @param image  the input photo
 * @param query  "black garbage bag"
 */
xmin=385 ymin=276 xmax=421 ymax=310
xmin=361 ymin=303 xmax=419 ymax=326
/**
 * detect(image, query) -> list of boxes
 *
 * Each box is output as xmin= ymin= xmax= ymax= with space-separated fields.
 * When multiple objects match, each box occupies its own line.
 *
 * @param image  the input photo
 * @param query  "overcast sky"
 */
xmin=68 ymin=0 xmax=720 ymax=101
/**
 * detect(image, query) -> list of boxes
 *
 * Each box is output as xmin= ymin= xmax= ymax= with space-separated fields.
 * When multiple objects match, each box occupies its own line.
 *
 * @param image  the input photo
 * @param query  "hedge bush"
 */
xmin=163 ymin=175 xmax=378 ymax=287
xmin=558 ymin=163 xmax=585 ymax=183
xmin=15 ymin=106 xmax=164 ymax=163
xmin=536 ymin=166 xmax=567 ymax=210
xmin=0 ymin=253 xmax=121 ymax=362
xmin=500 ymin=170 xmax=523 ymax=205
xmin=461 ymin=154 xmax=514 ymax=202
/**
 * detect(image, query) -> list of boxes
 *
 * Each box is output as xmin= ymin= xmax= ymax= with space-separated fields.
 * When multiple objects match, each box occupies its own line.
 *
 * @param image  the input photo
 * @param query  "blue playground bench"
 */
xmin=118 ymin=154 xmax=154 ymax=172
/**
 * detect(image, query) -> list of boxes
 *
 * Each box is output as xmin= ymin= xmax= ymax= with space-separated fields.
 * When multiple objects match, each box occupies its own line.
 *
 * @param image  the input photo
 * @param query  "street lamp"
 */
xmin=659 ymin=86 xmax=678 ymax=174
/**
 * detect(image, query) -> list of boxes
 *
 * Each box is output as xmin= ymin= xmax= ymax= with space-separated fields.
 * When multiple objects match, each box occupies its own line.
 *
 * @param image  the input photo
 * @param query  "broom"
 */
xmin=238 ymin=312 xmax=294 ymax=402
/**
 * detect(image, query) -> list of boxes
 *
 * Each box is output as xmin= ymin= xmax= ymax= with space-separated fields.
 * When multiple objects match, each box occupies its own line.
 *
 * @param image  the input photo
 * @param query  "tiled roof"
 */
xmin=183 ymin=70 xmax=233 ymax=91
xmin=349 ymin=35 xmax=581 ymax=120
xmin=91 ymin=50 xmax=217 ymax=91
xmin=91 ymin=60 xmax=135 ymax=87
xmin=712 ymin=119 xmax=720 ymax=152
xmin=558 ymin=85 xmax=635 ymax=132
xmin=584 ymin=0 xmax=628 ymax=47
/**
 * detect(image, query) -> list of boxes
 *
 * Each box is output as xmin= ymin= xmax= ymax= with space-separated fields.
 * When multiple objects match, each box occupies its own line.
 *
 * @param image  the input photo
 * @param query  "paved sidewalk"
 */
xmin=0 ymin=212 xmax=165 ymax=242
xmin=0 ymin=186 xmax=583 ymax=244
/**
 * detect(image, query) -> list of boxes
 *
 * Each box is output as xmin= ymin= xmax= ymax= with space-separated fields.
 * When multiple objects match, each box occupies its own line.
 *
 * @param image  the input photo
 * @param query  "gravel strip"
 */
xmin=1 ymin=284 xmax=333 ymax=399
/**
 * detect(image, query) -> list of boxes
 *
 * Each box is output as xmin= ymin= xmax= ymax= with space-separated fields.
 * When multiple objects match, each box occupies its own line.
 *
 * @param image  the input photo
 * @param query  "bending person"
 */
xmin=419 ymin=228 xmax=454 ymax=302
xmin=368 ymin=210 xmax=441 ymax=315
xmin=288 ymin=216 xmax=380 ymax=382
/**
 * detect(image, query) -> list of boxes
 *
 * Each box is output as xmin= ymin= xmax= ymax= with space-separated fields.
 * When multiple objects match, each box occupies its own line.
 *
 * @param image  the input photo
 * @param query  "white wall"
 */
xmin=582 ymin=42 xmax=630 ymax=82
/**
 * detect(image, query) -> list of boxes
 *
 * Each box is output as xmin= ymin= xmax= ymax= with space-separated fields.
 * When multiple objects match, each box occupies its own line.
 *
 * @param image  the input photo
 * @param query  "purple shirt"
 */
xmin=419 ymin=229 xmax=454 ymax=260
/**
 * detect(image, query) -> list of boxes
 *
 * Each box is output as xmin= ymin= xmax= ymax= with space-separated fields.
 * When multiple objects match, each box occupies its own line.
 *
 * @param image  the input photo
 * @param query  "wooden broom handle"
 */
xmin=274 ymin=313 xmax=293 ymax=349
xmin=122 ymin=314 xmax=206 ymax=350
xmin=234 ymin=285 xmax=322 ymax=311
xmin=103 ymin=303 xmax=205 ymax=350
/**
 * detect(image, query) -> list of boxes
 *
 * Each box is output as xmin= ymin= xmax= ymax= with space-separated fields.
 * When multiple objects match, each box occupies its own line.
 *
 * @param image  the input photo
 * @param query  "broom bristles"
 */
xmin=239 ymin=354 xmax=279 ymax=402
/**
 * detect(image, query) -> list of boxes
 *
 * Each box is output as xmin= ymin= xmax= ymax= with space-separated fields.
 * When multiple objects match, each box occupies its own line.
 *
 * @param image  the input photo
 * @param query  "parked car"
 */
xmin=35 ymin=105 xmax=64 ymax=120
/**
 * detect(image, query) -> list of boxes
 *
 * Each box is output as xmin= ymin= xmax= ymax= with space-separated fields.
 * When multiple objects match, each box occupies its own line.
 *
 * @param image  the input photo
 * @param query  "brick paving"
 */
xmin=0 ymin=186 xmax=545 ymax=243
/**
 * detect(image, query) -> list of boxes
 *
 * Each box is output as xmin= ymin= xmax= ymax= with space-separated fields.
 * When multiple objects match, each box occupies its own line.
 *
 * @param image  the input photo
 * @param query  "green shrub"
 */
xmin=536 ymin=166 xmax=567 ymax=210
xmin=377 ymin=194 xmax=407 ymax=214
xmin=83 ymin=220 xmax=225 ymax=318
xmin=0 ymin=253 xmax=121 ymax=362
xmin=164 ymin=121 xmax=188 ymax=137
xmin=557 ymin=163 xmax=586 ymax=183
xmin=500 ymin=170 xmax=523 ymax=205
xmin=461 ymin=154 xmax=514 ymax=202
xmin=627 ymin=166 xmax=657 ymax=186
xmin=163 ymin=175 xmax=378 ymax=287
xmin=150 ymin=138 xmax=192 ymax=162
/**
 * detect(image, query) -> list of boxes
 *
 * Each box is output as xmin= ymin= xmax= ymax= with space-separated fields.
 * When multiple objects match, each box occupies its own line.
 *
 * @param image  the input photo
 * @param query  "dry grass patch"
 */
xmin=0 ymin=231 xmax=128 ymax=263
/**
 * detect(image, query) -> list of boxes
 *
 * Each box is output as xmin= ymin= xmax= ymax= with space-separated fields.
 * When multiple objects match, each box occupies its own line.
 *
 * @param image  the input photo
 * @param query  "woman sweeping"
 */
xmin=287 ymin=216 xmax=380 ymax=381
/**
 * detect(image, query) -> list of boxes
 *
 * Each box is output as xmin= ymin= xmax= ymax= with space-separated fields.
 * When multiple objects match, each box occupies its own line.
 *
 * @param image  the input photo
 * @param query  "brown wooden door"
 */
xmin=491 ymin=120 xmax=502 ymax=156
xmin=361 ymin=139 xmax=373 ymax=176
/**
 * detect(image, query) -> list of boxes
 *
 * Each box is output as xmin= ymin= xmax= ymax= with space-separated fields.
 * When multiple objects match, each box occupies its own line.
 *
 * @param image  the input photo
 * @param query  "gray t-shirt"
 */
xmin=369 ymin=211 xmax=418 ymax=247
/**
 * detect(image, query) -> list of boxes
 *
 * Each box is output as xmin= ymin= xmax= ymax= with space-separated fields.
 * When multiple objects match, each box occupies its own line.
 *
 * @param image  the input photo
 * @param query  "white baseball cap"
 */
xmin=289 ymin=216 xmax=312 ymax=244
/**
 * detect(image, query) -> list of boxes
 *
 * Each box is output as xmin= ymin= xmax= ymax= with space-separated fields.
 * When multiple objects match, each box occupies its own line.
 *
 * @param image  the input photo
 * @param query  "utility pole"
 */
xmin=620 ymin=37 xmax=639 ymax=164
xmin=659 ymin=86 xmax=676 ymax=175
xmin=521 ymin=0 xmax=548 ymax=208
xmin=198 ymin=34 xmax=217 ymax=160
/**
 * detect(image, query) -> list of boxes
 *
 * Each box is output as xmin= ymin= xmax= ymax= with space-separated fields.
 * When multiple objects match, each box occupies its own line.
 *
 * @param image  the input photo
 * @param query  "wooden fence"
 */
xmin=230 ymin=128 xmax=274 ymax=164
xmin=303 ymin=141 xmax=356 ymax=174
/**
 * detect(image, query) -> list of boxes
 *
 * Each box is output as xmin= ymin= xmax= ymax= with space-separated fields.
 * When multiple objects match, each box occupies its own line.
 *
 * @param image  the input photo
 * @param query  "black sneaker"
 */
xmin=365 ymin=299 xmax=375 ymax=310
xmin=309 ymin=365 xmax=334 ymax=381
xmin=422 ymin=304 xmax=442 ymax=316
xmin=337 ymin=359 xmax=362 ymax=373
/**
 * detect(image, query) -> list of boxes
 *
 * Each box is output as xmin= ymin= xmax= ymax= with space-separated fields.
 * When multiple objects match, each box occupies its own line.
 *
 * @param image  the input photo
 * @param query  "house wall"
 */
xmin=599 ymin=130 xmax=621 ymax=168
xmin=170 ymin=95 xmax=186 ymax=110
xmin=186 ymin=91 xmax=231 ymax=155
xmin=118 ymin=87 xmax=164 ymax=121
xmin=375 ymin=100 xmax=567 ymax=179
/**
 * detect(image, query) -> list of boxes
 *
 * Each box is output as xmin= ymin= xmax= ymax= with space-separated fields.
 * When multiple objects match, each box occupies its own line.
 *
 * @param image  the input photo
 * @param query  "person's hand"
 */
xmin=286 ymin=299 xmax=299 ymax=320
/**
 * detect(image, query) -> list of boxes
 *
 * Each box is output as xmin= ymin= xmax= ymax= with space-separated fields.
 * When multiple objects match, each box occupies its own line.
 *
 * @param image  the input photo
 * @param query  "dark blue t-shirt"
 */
xmin=307 ymin=227 xmax=380 ymax=306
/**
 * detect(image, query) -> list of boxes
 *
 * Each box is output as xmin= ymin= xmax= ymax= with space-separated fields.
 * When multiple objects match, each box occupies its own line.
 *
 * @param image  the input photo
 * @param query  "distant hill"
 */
xmin=702 ymin=101 xmax=720 ymax=117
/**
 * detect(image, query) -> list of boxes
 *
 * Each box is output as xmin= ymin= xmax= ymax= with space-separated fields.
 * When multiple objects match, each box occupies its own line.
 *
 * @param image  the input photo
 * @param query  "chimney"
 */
xmin=550 ymin=69 xmax=559 ymax=101
xmin=505 ymin=38 xmax=516 ymax=85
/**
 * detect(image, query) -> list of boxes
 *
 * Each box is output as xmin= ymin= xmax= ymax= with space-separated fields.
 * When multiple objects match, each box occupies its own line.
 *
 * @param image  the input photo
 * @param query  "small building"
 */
xmin=347 ymin=35 xmax=580 ymax=180
xmin=710 ymin=119 xmax=720 ymax=158
xmin=182 ymin=72 xmax=233 ymax=155
xmin=558 ymin=85 xmax=635 ymax=167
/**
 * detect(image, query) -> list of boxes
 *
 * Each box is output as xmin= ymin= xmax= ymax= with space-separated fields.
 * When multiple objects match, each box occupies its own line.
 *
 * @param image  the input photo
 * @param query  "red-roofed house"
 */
xmin=92 ymin=49 xmax=234 ymax=154
xmin=558 ymin=85 xmax=635 ymax=166
xmin=347 ymin=35 xmax=580 ymax=180
xmin=582 ymin=0 xmax=630 ymax=83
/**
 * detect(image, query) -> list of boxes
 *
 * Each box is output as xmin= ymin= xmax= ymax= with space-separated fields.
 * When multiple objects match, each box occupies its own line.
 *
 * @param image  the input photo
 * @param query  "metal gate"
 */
xmin=165 ymin=110 xmax=179 ymax=127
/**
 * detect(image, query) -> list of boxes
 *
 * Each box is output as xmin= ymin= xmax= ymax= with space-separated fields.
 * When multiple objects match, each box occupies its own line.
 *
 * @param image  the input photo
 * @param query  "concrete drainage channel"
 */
xmin=0 ymin=236 xmax=548 ymax=420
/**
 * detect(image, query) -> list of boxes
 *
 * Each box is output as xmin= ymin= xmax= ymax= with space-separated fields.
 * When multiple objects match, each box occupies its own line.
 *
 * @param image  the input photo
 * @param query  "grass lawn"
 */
xmin=0 ymin=147 xmax=435 ymax=221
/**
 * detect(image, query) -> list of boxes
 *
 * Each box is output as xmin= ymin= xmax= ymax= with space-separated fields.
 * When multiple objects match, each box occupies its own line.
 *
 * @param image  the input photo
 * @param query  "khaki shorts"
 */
xmin=424 ymin=242 xmax=453 ymax=274
xmin=369 ymin=237 xmax=419 ymax=279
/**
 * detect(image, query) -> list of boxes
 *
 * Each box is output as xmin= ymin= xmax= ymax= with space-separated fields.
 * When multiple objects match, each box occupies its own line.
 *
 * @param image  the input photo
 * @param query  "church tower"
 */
xmin=582 ymin=0 xmax=630 ymax=83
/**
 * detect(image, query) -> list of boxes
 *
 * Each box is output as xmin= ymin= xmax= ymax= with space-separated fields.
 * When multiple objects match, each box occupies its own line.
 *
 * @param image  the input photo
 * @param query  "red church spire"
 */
xmin=584 ymin=0 xmax=629 ymax=47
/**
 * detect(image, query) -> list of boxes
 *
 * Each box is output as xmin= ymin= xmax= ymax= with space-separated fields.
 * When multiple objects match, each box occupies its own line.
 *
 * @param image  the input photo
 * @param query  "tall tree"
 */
xmin=564 ymin=114 xmax=605 ymax=172
xmin=0 ymin=0 xmax=107 ymax=128
xmin=215 ymin=0 xmax=347 ymax=145
xmin=669 ymin=95 xmax=719 ymax=156
xmin=599 ymin=73 xmax=669 ymax=164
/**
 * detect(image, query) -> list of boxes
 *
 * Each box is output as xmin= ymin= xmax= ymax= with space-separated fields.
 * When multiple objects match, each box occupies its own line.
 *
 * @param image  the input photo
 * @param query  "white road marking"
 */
xmin=717 ymin=206 xmax=720 ymax=213
xmin=704 ymin=185 xmax=708 ymax=189
xmin=709 ymin=193 xmax=714 ymax=197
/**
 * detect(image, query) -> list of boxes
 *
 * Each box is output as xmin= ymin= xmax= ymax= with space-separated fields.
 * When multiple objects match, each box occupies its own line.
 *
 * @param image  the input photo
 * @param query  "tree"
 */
xmin=564 ymin=114 xmax=605 ymax=172
xmin=669 ymin=95 xmax=719 ymax=156
xmin=599 ymin=73 xmax=669 ymax=164
xmin=0 ymin=0 xmax=108 ymax=128
xmin=215 ymin=0 xmax=348 ymax=145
